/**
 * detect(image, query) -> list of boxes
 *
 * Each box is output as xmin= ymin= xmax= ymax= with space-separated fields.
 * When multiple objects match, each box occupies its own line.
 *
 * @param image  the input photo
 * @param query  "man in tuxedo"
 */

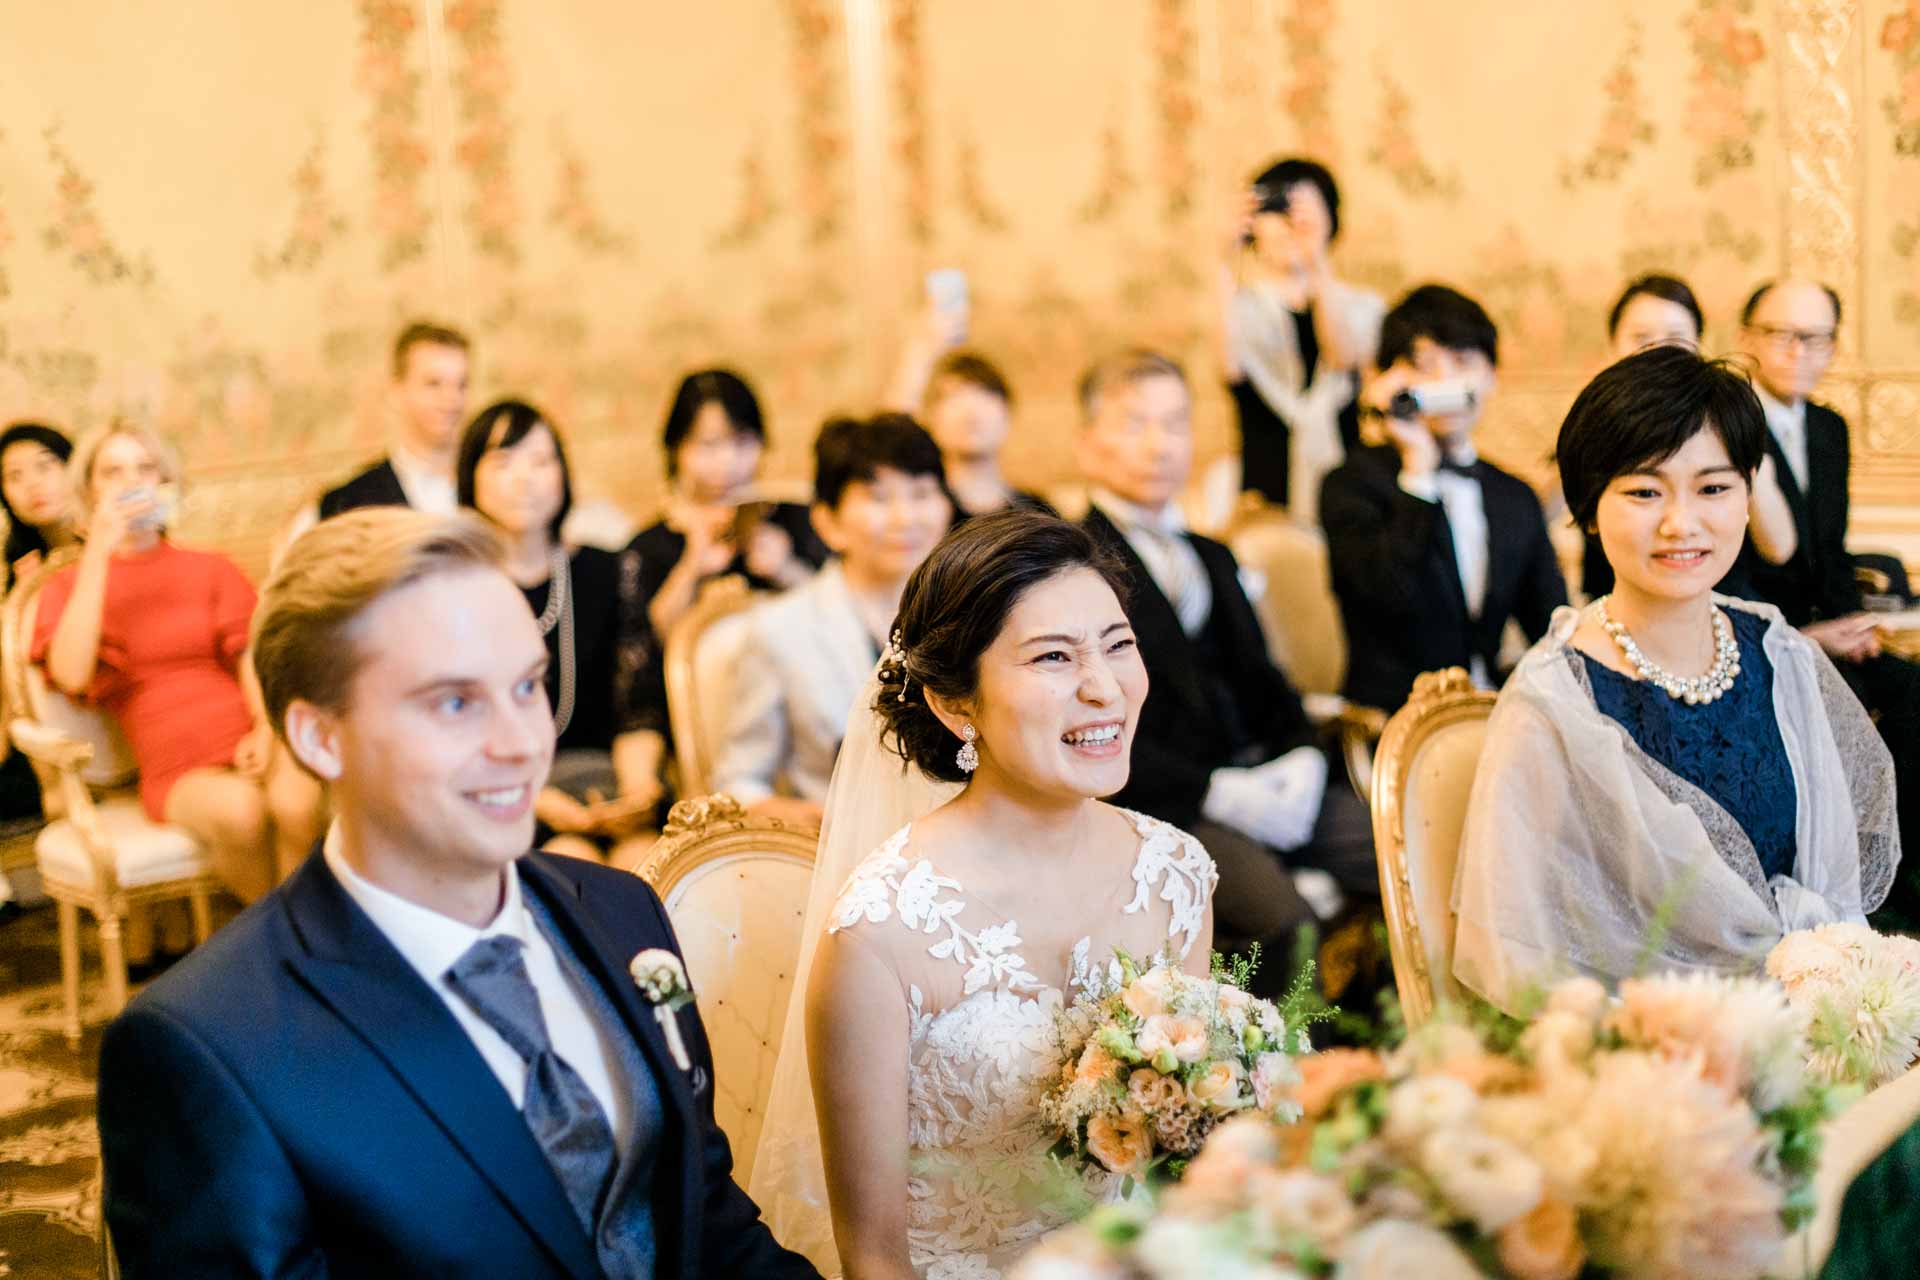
xmin=1734 ymin=278 xmax=1920 ymax=916
xmin=97 ymin=509 xmax=817 ymax=1279
xmin=1319 ymin=285 xmax=1567 ymax=713
xmin=272 ymin=323 xmax=471 ymax=562
xmin=1075 ymin=348 xmax=1376 ymax=962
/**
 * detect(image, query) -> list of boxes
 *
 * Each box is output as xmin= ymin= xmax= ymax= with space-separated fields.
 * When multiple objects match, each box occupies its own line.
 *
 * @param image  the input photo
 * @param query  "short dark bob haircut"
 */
xmin=455 ymin=399 xmax=573 ymax=538
xmin=1607 ymin=273 xmax=1704 ymax=340
xmin=660 ymin=368 xmax=766 ymax=477
xmin=876 ymin=508 xmax=1130 ymax=783
xmin=1378 ymin=284 xmax=1499 ymax=370
xmin=1556 ymin=345 xmax=1767 ymax=531
xmin=813 ymin=413 xmax=949 ymax=511
xmin=1251 ymin=157 xmax=1341 ymax=241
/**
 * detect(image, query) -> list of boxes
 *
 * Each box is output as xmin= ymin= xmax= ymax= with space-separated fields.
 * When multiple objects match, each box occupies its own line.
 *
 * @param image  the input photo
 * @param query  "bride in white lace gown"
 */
xmin=753 ymin=511 xmax=1217 ymax=1279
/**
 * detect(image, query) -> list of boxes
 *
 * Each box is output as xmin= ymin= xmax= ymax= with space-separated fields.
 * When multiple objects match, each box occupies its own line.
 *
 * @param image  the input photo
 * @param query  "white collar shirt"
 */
xmin=1397 ymin=442 xmax=1492 ymax=688
xmin=1756 ymin=384 xmax=1810 ymax=494
xmin=1091 ymin=488 xmax=1212 ymax=637
xmin=322 ymin=829 xmax=633 ymax=1148
xmin=388 ymin=442 xmax=459 ymax=515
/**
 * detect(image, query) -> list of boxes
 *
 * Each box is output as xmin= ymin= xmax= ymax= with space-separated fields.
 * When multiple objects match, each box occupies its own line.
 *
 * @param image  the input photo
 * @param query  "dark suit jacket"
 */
xmin=1084 ymin=507 xmax=1315 ymax=830
xmin=317 ymin=459 xmax=411 ymax=520
xmin=1736 ymin=399 xmax=1861 ymax=626
xmin=97 ymin=851 xmax=818 ymax=1280
xmin=1319 ymin=444 xmax=1566 ymax=712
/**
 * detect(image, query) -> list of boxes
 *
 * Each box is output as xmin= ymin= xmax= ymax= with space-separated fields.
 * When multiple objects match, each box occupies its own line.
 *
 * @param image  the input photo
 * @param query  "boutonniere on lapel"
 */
xmin=630 ymin=949 xmax=695 ymax=1072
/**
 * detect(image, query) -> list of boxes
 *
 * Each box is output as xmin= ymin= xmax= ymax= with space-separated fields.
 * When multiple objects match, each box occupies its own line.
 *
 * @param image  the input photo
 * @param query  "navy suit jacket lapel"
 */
xmin=517 ymin=857 xmax=700 ymax=1143
xmin=278 ymin=857 xmax=598 ymax=1280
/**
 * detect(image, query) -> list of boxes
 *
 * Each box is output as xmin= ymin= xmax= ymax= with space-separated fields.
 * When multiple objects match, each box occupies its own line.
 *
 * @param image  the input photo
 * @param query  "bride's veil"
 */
xmin=749 ymin=671 xmax=960 ymax=1273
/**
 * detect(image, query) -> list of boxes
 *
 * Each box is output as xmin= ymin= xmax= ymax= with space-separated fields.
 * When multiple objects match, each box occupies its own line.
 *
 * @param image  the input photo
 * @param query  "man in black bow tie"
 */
xmin=1320 ymin=284 xmax=1568 ymax=713
xmin=96 ymin=508 xmax=817 ymax=1279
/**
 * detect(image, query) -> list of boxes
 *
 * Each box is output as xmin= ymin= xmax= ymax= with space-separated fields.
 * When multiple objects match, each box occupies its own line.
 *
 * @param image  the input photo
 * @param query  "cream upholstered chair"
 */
xmin=1369 ymin=667 xmax=1498 ymax=1029
xmin=636 ymin=793 xmax=819 ymax=1185
xmin=663 ymin=577 xmax=763 ymax=800
xmin=1225 ymin=503 xmax=1383 ymax=801
xmin=1228 ymin=507 xmax=1346 ymax=698
xmin=1 ymin=550 xmax=218 ymax=1044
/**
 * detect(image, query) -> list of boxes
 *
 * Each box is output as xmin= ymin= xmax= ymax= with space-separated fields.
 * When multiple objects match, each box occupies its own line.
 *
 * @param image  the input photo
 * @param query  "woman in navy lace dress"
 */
xmin=1451 ymin=346 xmax=1899 ymax=1010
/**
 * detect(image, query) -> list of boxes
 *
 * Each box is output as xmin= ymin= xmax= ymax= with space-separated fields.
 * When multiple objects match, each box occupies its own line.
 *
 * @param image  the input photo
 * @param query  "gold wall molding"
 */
xmin=1776 ymin=0 xmax=1861 ymax=319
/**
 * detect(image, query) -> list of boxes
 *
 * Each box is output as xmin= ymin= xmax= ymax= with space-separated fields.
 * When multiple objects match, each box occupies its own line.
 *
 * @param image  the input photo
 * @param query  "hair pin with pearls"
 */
xmin=884 ymin=629 xmax=912 ymax=702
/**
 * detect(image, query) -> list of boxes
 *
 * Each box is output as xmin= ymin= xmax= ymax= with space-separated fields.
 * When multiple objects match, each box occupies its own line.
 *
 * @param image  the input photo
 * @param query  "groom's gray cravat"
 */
xmin=448 ymin=935 xmax=618 ymax=1233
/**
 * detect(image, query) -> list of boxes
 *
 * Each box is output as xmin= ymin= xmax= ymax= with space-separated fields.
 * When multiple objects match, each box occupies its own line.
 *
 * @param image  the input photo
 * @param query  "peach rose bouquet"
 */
xmin=1016 ymin=972 xmax=1838 ymax=1280
xmin=1039 ymin=949 xmax=1315 ymax=1189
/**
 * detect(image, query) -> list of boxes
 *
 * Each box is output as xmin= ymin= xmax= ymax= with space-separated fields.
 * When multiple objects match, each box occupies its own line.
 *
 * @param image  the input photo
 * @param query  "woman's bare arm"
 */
xmin=806 ymin=929 xmax=917 ymax=1280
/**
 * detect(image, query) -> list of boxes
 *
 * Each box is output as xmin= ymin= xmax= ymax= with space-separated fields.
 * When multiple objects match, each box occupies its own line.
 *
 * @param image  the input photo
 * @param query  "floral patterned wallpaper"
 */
xmin=0 ymin=0 xmax=1916 ymax=575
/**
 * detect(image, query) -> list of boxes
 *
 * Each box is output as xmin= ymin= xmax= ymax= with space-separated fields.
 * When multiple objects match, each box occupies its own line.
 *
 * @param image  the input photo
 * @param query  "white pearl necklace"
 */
xmin=532 ymin=547 xmax=575 ymax=737
xmin=1596 ymin=596 xmax=1740 ymax=705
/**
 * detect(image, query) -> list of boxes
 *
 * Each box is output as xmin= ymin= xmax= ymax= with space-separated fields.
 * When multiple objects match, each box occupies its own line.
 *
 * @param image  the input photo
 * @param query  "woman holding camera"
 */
xmin=629 ymin=369 xmax=827 ymax=639
xmin=1218 ymin=157 xmax=1384 ymax=520
xmin=33 ymin=424 xmax=324 ymax=903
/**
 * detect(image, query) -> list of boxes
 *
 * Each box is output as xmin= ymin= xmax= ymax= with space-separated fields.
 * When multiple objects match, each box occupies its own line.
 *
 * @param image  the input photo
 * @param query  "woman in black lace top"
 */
xmin=458 ymin=399 xmax=662 ymax=858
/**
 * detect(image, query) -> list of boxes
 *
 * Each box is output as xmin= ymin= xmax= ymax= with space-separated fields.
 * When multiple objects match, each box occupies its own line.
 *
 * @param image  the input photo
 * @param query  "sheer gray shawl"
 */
xmin=1451 ymin=598 xmax=1899 ymax=1012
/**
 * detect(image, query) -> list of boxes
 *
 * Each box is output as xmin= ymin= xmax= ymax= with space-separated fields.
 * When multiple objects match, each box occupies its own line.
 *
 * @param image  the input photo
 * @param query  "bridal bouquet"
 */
xmin=1040 ymin=950 xmax=1315 ymax=1187
xmin=1767 ymin=921 xmax=1920 ymax=1087
xmin=1017 ymin=972 xmax=1837 ymax=1280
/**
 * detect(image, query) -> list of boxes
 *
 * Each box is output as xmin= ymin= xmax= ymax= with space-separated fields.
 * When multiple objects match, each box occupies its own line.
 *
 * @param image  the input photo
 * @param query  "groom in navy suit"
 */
xmin=96 ymin=508 xmax=817 ymax=1279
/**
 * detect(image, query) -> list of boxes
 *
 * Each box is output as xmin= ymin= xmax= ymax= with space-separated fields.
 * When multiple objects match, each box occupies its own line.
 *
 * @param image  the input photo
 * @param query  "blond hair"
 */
xmin=1076 ymin=347 xmax=1188 ymax=421
xmin=393 ymin=321 xmax=471 ymax=379
xmin=71 ymin=421 xmax=184 ymax=510
xmin=251 ymin=508 xmax=506 ymax=735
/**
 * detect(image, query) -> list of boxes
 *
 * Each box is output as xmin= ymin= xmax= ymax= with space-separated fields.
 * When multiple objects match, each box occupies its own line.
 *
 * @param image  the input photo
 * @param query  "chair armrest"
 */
xmin=9 ymin=716 xmax=107 ymax=854
xmin=1302 ymin=692 xmax=1347 ymax=727
xmin=1334 ymin=704 xmax=1388 ymax=805
xmin=9 ymin=717 xmax=96 ymax=772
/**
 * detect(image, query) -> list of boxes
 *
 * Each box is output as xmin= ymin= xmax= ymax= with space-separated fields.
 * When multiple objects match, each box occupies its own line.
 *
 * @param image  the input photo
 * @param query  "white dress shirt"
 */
xmin=387 ymin=442 xmax=459 ymax=515
xmin=277 ymin=442 xmax=458 ymax=566
xmin=1091 ymin=489 xmax=1213 ymax=637
xmin=1756 ymin=384 xmax=1810 ymax=493
xmin=323 ymin=830 xmax=633 ymax=1148
xmin=1397 ymin=445 xmax=1492 ymax=688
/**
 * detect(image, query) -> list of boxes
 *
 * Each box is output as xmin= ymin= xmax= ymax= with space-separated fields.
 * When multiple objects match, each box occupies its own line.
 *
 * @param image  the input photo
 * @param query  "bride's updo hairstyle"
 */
xmin=876 ymin=508 xmax=1128 ymax=782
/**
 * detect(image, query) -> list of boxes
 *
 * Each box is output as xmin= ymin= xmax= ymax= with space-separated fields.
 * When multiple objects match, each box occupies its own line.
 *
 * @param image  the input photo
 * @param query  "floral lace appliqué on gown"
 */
xmin=827 ymin=809 xmax=1217 ymax=1280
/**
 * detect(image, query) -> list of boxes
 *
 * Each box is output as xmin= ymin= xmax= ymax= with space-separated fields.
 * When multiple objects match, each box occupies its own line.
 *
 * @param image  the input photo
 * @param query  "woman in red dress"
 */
xmin=34 ymin=424 xmax=324 ymax=901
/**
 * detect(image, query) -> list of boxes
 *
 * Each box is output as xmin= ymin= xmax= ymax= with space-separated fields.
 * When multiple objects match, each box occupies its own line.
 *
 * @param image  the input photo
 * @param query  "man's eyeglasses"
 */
xmin=1749 ymin=325 xmax=1837 ymax=354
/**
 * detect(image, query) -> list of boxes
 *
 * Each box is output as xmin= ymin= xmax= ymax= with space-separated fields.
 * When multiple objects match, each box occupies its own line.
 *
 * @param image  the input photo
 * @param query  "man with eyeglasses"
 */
xmin=1736 ymin=277 xmax=1920 ymax=925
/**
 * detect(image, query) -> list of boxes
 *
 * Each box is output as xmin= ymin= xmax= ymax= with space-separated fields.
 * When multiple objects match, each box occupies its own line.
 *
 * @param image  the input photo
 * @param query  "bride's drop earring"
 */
xmin=956 ymin=723 xmax=979 ymax=774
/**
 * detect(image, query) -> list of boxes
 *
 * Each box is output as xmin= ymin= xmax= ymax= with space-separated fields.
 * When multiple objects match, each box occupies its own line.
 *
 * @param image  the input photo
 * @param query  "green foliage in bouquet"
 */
xmin=1040 ymin=946 xmax=1318 ymax=1194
